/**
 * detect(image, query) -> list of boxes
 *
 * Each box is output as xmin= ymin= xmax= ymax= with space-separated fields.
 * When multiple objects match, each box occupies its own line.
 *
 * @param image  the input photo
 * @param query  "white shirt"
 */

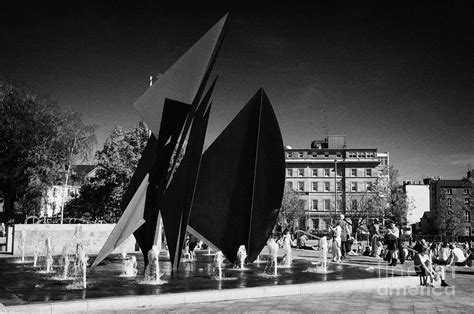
xmin=452 ymin=247 xmax=467 ymax=263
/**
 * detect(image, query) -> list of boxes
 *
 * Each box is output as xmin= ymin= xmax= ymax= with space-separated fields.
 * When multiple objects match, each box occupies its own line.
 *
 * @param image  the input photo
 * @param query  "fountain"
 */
xmin=19 ymin=230 xmax=26 ymax=263
xmin=281 ymin=232 xmax=292 ymax=267
xmin=60 ymin=244 xmax=72 ymax=279
xmin=33 ymin=239 xmax=41 ymax=267
xmin=266 ymin=237 xmax=279 ymax=276
xmin=80 ymin=250 xmax=88 ymax=288
xmin=236 ymin=245 xmax=247 ymax=269
xmin=144 ymin=245 xmax=161 ymax=282
xmin=45 ymin=237 xmax=53 ymax=273
xmin=214 ymin=251 xmax=224 ymax=280
xmin=122 ymin=255 xmax=138 ymax=276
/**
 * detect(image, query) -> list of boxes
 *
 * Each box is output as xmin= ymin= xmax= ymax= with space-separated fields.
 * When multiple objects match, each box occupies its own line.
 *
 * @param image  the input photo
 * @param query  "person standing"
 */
xmin=369 ymin=218 xmax=381 ymax=257
xmin=329 ymin=219 xmax=342 ymax=262
xmin=339 ymin=214 xmax=350 ymax=259
xmin=385 ymin=221 xmax=399 ymax=266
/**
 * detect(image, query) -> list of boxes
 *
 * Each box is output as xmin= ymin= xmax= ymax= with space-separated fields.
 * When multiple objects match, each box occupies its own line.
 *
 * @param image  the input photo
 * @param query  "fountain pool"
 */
xmin=0 ymin=249 xmax=405 ymax=306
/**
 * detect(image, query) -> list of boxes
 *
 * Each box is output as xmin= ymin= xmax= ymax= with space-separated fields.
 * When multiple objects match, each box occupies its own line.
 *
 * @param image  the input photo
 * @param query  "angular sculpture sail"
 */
xmin=188 ymin=88 xmax=285 ymax=263
xmin=92 ymin=174 xmax=149 ymax=267
xmin=92 ymin=14 xmax=229 ymax=267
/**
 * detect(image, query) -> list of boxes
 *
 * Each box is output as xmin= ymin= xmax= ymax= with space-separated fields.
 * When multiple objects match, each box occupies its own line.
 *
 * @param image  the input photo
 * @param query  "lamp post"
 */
xmin=334 ymin=159 xmax=338 ymax=217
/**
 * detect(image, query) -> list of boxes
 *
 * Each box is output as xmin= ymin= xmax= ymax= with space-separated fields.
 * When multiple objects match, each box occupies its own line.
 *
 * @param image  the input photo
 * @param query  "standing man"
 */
xmin=339 ymin=214 xmax=351 ymax=259
xmin=385 ymin=221 xmax=400 ymax=266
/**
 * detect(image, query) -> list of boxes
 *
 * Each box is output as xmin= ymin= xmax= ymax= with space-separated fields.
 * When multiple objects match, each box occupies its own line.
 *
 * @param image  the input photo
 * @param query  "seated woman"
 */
xmin=413 ymin=245 xmax=437 ymax=287
xmin=448 ymin=244 xmax=472 ymax=267
xmin=429 ymin=242 xmax=450 ymax=287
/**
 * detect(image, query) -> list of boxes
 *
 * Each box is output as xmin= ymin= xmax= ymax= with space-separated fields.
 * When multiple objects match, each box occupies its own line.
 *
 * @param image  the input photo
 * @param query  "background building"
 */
xmin=404 ymin=181 xmax=430 ymax=231
xmin=284 ymin=135 xmax=389 ymax=232
xmin=42 ymin=165 xmax=96 ymax=217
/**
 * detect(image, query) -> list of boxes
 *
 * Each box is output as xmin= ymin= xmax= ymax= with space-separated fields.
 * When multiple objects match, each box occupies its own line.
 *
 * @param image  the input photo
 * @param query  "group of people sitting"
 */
xmin=413 ymin=239 xmax=472 ymax=287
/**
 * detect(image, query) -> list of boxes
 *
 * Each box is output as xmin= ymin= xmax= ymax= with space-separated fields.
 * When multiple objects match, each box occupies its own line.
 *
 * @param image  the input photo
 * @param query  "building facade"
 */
xmin=285 ymin=135 xmax=389 ymax=232
xmin=404 ymin=182 xmax=430 ymax=228
xmin=419 ymin=172 xmax=473 ymax=237
xmin=42 ymin=165 xmax=96 ymax=217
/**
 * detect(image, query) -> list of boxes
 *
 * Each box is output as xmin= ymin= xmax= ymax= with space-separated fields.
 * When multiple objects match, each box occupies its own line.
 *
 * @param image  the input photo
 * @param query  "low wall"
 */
xmin=13 ymin=224 xmax=137 ymax=257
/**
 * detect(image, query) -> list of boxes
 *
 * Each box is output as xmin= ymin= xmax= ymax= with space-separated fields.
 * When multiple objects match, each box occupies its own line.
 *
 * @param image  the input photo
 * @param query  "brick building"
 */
xmin=418 ymin=171 xmax=473 ymax=237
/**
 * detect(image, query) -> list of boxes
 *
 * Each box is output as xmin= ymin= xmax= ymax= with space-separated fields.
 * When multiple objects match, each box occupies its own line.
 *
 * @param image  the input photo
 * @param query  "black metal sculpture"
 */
xmin=92 ymin=14 xmax=285 ymax=270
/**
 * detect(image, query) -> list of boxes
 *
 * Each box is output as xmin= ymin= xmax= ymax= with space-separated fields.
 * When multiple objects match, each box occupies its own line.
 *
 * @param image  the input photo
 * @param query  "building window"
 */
xmin=312 ymin=182 xmax=318 ymax=191
xmin=351 ymin=199 xmax=358 ymax=211
xmin=312 ymin=152 xmax=318 ymax=158
xmin=298 ymin=152 xmax=304 ymax=158
xmin=357 ymin=152 xmax=366 ymax=158
xmin=324 ymin=169 xmax=330 ymax=177
xmin=367 ymin=152 xmax=374 ymax=158
xmin=446 ymin=198 xmax=452 ymax=207
xmin=312 ymin=200 xmax=318 ymax=211
xmin=446 ymin=188 xmax=452 ymax=195
xmin=324 ymin=199 xmax=331 ymax=211
xmin=286 ymin=182 xmax=293 ymax=190
xmin=465 ymin=211 xmax=471 ymax=222
xmin=466 ymin=227 xmax=472 ymax=236
xmin=324 ymin=182 xmax=330 ymax=192
xmin=286 ymin=168 xmax=293 ymax=177
xmin=312 ymin=218 xmax=320 ymax=229
xmin=286 ymin=152 xmax=292 ymax=158
xmin=324 ymin=152 xmax=329 ymax=158
xmin=464 ymin=188 xmax=469 ymax=194
xmin=312 ymin=168 xmax=318 ymax=176
xmin=366 ymin=182 xmax=373 ymax=192
xmin=337 ymin=181 xmax=342 ymax=192
xmin=366 ymin=169 xmax=372 ymax=177
xmin=349 ymin=152 xmax=356 ymax=158
xmin=351 ymin=182 xmax=358 ymax=192
xmin=336 ymin=152 xmax=342 ymax=158
xmin=351 ymin=169 xmax=357 ymax=177
xmin=465 ymin=197 xmax=470 ymax=205
xmin=298 ymin=169 xmax=304 ymax=177
xmin=298 ymin=181 xmax=304 ymax=192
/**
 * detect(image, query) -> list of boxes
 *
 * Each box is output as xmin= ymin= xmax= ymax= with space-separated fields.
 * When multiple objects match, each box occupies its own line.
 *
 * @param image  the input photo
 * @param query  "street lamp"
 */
xmin=334 ymin=159 xmax=338 ymax=217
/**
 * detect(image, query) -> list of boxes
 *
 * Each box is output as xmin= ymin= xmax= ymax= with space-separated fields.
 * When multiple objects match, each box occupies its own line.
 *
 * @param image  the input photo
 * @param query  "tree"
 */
xmin=0 ymin=82 xmax=96 ymax=218
xmin=345 ymin=193 xmax=379 ymax=237
xmin=64 ymin=122 xmax=150 ymax=222
xmin=277 ymin=186 xmax=307 ymax=231
xmin=369 ymin=165 xmax=410 ymax=227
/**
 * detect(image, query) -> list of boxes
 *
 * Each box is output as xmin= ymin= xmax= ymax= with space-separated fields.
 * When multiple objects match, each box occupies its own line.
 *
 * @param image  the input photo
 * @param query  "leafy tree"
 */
xmin=369 ymin=165 xmax=410 ymax=228
xmin=277 ymin=186 xmax=307 ymax=231
xmin=64 ymin=122 xmax=150 ymax=222
xmin=0 ymin=82 xmax=96 ymax=218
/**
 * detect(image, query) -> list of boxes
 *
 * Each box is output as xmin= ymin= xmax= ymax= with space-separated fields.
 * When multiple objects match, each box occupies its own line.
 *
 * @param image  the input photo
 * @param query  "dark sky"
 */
xmin=1 ymin=1 xmax=473 ymax=181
